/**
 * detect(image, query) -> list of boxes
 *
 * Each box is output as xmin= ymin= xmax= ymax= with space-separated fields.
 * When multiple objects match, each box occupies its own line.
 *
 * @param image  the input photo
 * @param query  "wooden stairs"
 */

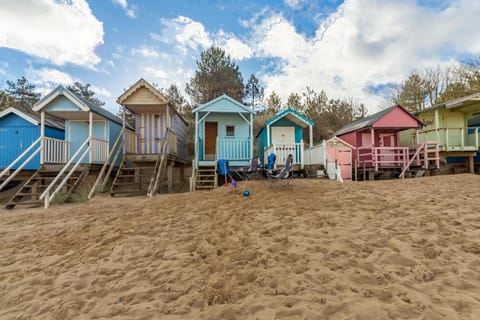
xmin=4 ymin=166 xmax=89 ymax=209
xmin=194 ymin=165 xmax=217 ymax=190
xmin=110 ymin=129 xmax=171 ymax=197
xmin=109 ymin=162 xmax=156 ymax=197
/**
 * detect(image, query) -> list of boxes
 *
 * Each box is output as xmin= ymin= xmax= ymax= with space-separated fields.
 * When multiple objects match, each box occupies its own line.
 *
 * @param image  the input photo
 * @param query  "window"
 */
xmin=226 ymin=125 xmax=235 ymax=137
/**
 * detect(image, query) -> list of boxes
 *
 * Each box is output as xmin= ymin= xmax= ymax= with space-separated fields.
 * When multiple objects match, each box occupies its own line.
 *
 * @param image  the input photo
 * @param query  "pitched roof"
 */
xmin=0 ymin=107 xmax=64 ymax=130
xmin=414 ymin=92 xmax=480 ymax=115
xmin=33 ymin=85 xmax=132 ymax=129
xmin=116 ymin=78 xmax=169 ymax=105
xmin=265 ymin=108 xmax=314 ymax=128
xmin=192 ymin=94 xmax=254 ymax=114
xmin=335 ymin=104 xmax=420 ymax=136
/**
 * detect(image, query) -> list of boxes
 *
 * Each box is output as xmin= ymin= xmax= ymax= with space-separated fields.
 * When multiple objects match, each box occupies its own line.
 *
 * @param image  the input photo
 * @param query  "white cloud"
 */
xmin=0 ymin=0 xmax=104 ymax=68
xmin=250 ymin=0 xmax=480 ymax=111
xmin=91 ymin=85 xmax=111 ymax=97
xmin=144 ymin=67 xmax=168 ymax=79
xmin=31 ymin=68 xmax=75 ymax=86
xmin=112 ymin=0 xmax=136 ymax=18
xmin=159 ymin=16 xmax=213 ymax=53
xmin=156 ymin=16 xmax=253 ymax=60
xmin=131 ymin=47 xmax=159 ymax=58
xmin=215 ymin=31 xmax=253 ymax=60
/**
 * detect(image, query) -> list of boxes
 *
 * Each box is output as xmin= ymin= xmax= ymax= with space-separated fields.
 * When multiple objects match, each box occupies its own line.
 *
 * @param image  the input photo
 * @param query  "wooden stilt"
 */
xmin=167 ymin=162 xmax=174 ymax=193
xmin=468 ymin=156 xmax=475 ymax=174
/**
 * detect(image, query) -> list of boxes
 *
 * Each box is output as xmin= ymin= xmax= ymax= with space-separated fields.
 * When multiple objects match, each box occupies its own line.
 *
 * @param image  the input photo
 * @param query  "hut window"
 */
xmin=226 ymin=125 xmax=235 ymax=137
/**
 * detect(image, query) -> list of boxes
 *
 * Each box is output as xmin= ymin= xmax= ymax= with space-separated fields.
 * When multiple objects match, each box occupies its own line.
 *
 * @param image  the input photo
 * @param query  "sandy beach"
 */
xmin=1 ymin=174 xmax=480 ymax=319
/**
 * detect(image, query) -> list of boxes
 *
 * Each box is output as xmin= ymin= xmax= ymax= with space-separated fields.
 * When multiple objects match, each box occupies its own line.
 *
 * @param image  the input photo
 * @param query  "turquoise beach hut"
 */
xmin=192 ymin=94 xmax=254 ymax=190
xmin=257 ymin=108 xmax=314 ymax=168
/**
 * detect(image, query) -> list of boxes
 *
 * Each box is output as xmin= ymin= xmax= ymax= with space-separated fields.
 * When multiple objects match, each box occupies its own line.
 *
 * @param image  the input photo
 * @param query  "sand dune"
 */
xmin=1 ymin=174 xmax=480 ymax=319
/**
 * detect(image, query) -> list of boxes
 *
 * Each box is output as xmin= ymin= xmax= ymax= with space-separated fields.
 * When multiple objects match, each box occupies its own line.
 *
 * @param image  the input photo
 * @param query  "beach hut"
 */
xmin=1 ymin=85 xmax=131 ymax=209
xmin=192 ymin=94 xmax=254 ymax=189
xmin=400 ymin=93 xmax=480 ymax=173
xmin=110 ymin=79 xmax=189 ymax=197
xmin=257 ymin=108 xmax=314 ymax=169
xmin=336 ymin=105 xmax=440 ymax=180
xmin=324 ymin=137 xmax=354 ymax=180
xmin=0 ymin=107 xmax=64 ymax=171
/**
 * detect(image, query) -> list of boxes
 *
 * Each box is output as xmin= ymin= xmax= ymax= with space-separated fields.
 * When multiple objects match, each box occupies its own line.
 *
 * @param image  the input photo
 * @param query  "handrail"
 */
xmin=88 ymin=128 xmax=125 ymax=199
xmin=40 ymin=136 xmax=91 ymax=206
xmin=0 ymin=137 xmax=41 ymax=181
xmin=44 ymin=145 xmax=91 ymax=208
xmin=399 ymin=142 xmax=426 ymax=178
xmin=148 ymin=128 xmax=172 ymax=197
xmin=0 ymin=146 xmax=41 ymax=191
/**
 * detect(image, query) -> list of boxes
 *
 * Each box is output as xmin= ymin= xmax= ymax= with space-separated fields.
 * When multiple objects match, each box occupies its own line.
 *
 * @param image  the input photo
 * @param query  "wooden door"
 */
xmin=204 ymin=122 xmax=217 ymax=157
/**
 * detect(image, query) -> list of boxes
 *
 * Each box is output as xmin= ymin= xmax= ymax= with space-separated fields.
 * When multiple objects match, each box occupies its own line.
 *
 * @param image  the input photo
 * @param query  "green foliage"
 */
xmin=245 ymin=74 xmax=264 ymax=107
xmin=67 ymin=82 xmax=105 ymax=107
xmin=391 ymin=59 xmax=480 ymax=111
xmin=5 ymin=76 xmax=40 ymax=109
xmin=186 ymin=46 xmax=244 ymax=104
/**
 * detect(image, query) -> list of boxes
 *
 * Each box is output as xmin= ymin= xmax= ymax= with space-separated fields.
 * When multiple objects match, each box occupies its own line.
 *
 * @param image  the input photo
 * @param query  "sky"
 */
xmin=1 ymin=0 xmax=480 ymax=115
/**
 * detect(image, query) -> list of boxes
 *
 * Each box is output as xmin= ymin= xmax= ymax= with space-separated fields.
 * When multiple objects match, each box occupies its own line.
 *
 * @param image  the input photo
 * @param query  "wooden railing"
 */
xmin=264 ymin=142 xmax=304 ymax=168
xmin=90 ymin=137 xmax=109 ymax=163
xmin=416 ymin=127 xmax=479 ymax=151
xmin=357 ymin=146 xmax=408 ymax=171
xmin=216 ymin=138 xmax=250 ymax=160
xmin=44 ymin=137 xmax=69 ymax=164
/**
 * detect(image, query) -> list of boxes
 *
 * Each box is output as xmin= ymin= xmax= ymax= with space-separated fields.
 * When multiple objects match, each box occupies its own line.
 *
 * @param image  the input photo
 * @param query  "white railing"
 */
xmin=216 ymin=138 xmax=250 ymax=160
xmin=44 ymin=137 xmax=69 ymax=164
xmin=303 ymin=142 xmax=326 ymax=167
xmin=0 ymin=137 xmax=42 ymax=191
xmin=416 ymin=127 xmax=480 ymax=151
xmin=40 ymin=137 xmax=91 ymax=209
xmin=88 ymin=128 xmax=126 ymax=199
xmin=90 ymin=137 xmax=109 ymax=163
xmin=264 ymin=142 xmax=304 ymax=168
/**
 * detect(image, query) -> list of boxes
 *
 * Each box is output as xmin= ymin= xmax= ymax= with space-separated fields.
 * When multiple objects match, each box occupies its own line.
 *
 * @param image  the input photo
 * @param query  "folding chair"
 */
xmin=239 ymin=156 xmax=262 ymax=180
xmin=267 ymin=154 xmax=293 ymax=186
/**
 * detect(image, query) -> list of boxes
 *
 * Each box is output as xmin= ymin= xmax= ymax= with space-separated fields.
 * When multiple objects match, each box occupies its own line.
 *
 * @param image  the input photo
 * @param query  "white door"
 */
xmin=271 ymin=127 xmax=295 ymax=144
xmin=271 ymin=127 xmax=296 ymax=164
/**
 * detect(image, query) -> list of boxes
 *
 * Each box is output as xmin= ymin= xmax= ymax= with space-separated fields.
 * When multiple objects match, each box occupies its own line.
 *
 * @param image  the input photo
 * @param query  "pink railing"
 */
xmin=357 ymin=146 xmax=408 ymax=171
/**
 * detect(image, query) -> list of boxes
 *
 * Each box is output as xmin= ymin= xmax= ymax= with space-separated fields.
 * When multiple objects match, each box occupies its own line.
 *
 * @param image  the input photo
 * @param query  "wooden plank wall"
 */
xmin=136 ymin=113 xmax=169 ymax=154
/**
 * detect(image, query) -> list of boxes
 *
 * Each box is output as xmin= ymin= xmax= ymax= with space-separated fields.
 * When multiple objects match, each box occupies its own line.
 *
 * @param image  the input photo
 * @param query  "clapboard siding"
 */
xmin=123 ymin=87 xmax=163 ymax=105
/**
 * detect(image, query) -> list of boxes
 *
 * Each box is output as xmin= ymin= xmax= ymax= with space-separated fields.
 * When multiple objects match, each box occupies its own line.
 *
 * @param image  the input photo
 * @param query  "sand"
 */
xmin=0 ymin=174 xmax=480 ymax=319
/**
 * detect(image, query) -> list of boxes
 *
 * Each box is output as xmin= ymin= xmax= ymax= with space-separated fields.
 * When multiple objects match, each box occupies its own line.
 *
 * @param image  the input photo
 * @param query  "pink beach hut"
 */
xmin=334 ymin=105 xmax=440 ymax=180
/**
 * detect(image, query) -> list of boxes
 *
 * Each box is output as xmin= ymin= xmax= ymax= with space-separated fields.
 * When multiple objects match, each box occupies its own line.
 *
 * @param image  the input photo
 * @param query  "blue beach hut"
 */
xmin=257 ymin=108 xmax=314 ymax=168
xmin=0 ymin=107 xmax=64 ymax=170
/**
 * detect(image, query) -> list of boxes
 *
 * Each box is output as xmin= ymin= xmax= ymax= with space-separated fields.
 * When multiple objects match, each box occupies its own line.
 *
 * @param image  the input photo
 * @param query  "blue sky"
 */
xmin=1 ymin=0 xmax=480 ymax=115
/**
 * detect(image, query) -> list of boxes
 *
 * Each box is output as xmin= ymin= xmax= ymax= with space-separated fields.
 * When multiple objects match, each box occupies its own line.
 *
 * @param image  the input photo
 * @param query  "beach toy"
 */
xmin=231 ymin=179 xmax=237 ymax=188
xmin=243 ymin=190 xmax=250 ymax=197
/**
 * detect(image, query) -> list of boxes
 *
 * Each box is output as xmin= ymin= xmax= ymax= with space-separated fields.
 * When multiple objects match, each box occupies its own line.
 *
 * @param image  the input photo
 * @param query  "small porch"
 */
xmin=264 ymin=141 xmax=305 ymax=168
xmin=196 ymin=137 xmax=252 ymax=167
xmin=414 ymin=127 xmax=479 ymax=152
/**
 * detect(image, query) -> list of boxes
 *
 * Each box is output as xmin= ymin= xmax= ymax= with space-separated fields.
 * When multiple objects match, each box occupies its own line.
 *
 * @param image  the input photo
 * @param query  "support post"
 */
xmin=167 ymin=162 xmax=174 ymax=193
xmin=468 ymin=156 xmax=474 ymax=174
xmin=300 ymin=139 xmax=304 ymax=169
xmin=40 ymin=111 xmax=45 ymax=165
xmin=194 ymin=112 xmax=198 ymax=168
xmin=476 ymin=127 xmax=479 ymax=150
xmin=309 ymin=125 xmax=313 ymax=148
xmin=434 ymin=109 xmax=440 ymax=146
xmin=89 ymin=111 xmax=93 ymax=163
xmin=249 ymin=112 xmax=253 ymax=159
xmin=461 ymin=127 xmax=465 ymax=149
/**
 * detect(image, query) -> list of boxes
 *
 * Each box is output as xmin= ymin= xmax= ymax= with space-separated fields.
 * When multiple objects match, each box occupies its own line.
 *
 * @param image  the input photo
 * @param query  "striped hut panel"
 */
xmin=135 ymin=113 xmax=141 ymax=154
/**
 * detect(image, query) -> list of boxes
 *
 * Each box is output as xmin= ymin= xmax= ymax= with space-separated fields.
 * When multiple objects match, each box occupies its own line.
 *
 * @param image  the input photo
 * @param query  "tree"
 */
xmin=265 ymin=91 xmax=282 ymax=112
xmin=0 ymin=89 xmax=18 ymax=111
xmin=245 ymin=74 xmax=264 ymax=108
xmin=5 ymin=76 xmax=40 ymax=108
xmin=162 ymin=84 xmax=191 ymax=117
xmin=286 ymin=92 xmax=302 ymax=111
xmin=67 ymin=82 xmax=105 ymax=107
xmin=186 ymin=46 xmax=244 ymax=104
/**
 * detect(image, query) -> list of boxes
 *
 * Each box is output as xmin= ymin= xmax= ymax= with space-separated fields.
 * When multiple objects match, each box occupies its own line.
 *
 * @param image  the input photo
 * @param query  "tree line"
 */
xmin=390 ymin=58 xmax=480 ymax=112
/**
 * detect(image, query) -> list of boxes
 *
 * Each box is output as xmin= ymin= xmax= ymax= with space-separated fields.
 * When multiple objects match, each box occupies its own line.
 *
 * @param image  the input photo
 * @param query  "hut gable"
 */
xmin=193 ymin=94 xmax=254 ymax=114
xmin=373 ymin=106 xmax=422 ymax=128
xmin=117 ymin=79 xmax=169 ymax=106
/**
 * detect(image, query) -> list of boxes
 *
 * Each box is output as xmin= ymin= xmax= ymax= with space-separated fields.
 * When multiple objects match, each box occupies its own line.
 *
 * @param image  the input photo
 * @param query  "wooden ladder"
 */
xmin=194 ymin=162 xmax=217 ymax=190
xmin=4 ymin=166 xmax=88 ymax=209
